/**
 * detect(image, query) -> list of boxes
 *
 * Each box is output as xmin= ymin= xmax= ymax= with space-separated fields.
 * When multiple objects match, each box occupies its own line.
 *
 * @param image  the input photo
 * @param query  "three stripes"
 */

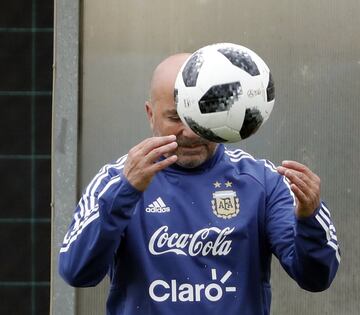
xmin=60 ymin=155 xmax=127 ymax=252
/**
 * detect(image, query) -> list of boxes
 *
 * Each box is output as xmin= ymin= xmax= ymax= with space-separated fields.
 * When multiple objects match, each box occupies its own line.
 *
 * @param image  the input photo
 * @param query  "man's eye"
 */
xmin=169 ymin=116 xmax=181 ymax=122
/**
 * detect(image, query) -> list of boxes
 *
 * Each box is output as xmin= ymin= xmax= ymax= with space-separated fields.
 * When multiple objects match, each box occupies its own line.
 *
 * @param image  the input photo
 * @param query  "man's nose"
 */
xmin=181 ymin=124 xmax=200 ymax=139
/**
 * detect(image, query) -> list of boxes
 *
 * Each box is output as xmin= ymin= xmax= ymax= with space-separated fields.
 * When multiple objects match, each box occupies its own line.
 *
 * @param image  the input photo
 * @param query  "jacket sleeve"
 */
xmin=58 ymin=159 xmax=142 ymax=287
xmin=265 ymin=166 xmax=340 ymax=292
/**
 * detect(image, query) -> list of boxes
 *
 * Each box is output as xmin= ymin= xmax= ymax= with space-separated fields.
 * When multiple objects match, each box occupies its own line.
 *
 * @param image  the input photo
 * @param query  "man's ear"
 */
xmin=145 ymin=101 xmax=154 ymax=130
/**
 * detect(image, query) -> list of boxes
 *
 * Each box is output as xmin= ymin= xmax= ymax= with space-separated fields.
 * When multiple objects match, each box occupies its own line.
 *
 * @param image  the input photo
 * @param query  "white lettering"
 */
xmin=178 ymin=283 xmax=193 ymax=302
xmin=171 ymin=280 xmax=177 ymax=302
xmin=205 ymin=283 xmax=222 ymax=302
xmin=149 ymin=269 xmax=236 ymax=303
xmin=148 ymin=226 xmax=234 ymax=257
xmin=149 ymin=280 xmax=170 ymax=302
xmin=145 ymin=207 xmax=170 ymax=213
xmin=195 ymin=284 xmax=205 ymax=302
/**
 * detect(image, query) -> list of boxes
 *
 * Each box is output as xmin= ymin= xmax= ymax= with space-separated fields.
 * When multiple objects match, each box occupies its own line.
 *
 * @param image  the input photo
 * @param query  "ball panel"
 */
xmin=239 ymin=108 xmax=264 ymax=139
xmin=218 ymin=47 xmax=260 ymax=76
xmin=174 ymin=88 xmax=178 ymax=106
xmin=183 ymin=116 xmax=228 ymax=143
xmin=226 ymin=100 xmax=246 ymax=131
xmin=198 ymin=82 xmax=242 ymax=114
xmin=211 ymin=126 xmax=241 ymax=142
xmin=182 ymin=51 xmax=204 ymax=87
xmin=266 ymin=72 xmax=275 ymax=102
xmin=196 ymin=111 xmax=230 ymax=129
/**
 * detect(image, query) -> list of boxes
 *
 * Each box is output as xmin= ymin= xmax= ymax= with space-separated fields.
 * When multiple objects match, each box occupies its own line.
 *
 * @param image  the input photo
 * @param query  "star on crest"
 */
xmin=213 ymin=181 xmax=221 ymax=188
xmin=225 ymin=181 xmax=233 ymax=188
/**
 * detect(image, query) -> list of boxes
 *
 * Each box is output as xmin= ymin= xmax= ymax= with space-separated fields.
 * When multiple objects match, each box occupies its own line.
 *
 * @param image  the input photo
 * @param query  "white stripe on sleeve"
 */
xmin=315 ymin=213 xmax=341 ymax=263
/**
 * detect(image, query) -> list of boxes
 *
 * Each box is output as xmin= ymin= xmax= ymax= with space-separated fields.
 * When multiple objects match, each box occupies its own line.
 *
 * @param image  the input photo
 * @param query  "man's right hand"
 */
xmin=123 ymin=135 xmax=178 ymax=191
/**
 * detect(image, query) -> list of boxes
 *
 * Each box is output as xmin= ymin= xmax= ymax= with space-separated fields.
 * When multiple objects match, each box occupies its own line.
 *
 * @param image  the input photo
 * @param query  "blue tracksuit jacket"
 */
xmin=59 ymin=144 xmax=340 ymax=315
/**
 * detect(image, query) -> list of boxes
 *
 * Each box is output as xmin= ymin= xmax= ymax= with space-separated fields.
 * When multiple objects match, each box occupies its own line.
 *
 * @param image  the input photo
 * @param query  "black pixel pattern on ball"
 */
xmin=199 ymin=82 xmax=242 ymax=114
xmin=266 ymin=72 xmax=275 ymax=102
xmin=184 ymin=116 xmax=227 ymax=143
xmin=174 ymin=88 xmax=179 ymax=107
xmin=218 ymin=48 xmax=260 ymax=76
xmin=239 ymin=108 xmax=264 ymax=139
xmin=182 ymin=51 xmax=204 ymax=87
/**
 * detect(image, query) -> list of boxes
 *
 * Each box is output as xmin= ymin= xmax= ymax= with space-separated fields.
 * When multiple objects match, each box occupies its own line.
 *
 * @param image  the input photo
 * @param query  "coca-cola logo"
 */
xmin=149 ymin=226 xmax=234 ymax=256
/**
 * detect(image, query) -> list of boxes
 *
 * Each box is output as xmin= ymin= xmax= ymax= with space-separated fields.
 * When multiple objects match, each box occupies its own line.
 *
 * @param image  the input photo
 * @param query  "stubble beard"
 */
xmin=153 ymin=130 xmax=217 ymax=168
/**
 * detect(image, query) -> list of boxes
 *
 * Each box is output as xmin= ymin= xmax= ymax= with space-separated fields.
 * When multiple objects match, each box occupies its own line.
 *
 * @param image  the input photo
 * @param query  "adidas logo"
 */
xmin=146 ymin=197 xmax=171 ymax=213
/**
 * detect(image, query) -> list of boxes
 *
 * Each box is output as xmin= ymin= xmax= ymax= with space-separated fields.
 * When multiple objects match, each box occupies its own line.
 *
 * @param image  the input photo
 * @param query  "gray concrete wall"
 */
xmin=56 ymin=0 xmax=360 ymax=314
xmin=51 ymin=0 xmax=79 ymax=314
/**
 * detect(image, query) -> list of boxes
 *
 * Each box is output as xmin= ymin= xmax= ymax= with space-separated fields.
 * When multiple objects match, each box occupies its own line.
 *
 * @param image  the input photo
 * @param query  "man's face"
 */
xmin=146 ymin=94 xmax=218 ymax=169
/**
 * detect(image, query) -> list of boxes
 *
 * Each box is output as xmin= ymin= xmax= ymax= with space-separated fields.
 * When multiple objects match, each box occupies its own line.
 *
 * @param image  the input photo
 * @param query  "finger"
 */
xmin=290 ymin=183 xmax=308 ymax=205
xmin=280 ymin=160 xmax=318 ymax=180
xmin=276 ymin=165 xmax=286 ymax=175
xmin=278 ymin=168 xmax=321 ymax=208
xmin=281 ymin=160 xmax=308 ymax=171
xmin=145 ymin=141 xmax=178 ymax=164
xmin=277 ymin=167 xmax=312 ymax=188
xmin=148 ymin=155 xmax=178 ymax=173
xmin=127 ymin=135 xmax=176 ymax=160
xmin=285 ymin=170 xmax=321 ymax=205
xmin=279 ymin=164 xmax=321 ymax=194
xmin=137 ymin=135 xmax=177 ymax=156
xmin=281 ymin=169 xmax=310 ymax=193
xmin=291 ymin=183 xmax=320 ymax=217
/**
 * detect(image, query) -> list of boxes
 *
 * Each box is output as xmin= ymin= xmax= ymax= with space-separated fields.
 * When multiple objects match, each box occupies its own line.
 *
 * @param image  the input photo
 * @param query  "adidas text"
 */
xmin=146 ymin=197 xmax=171 ymax=213
xmin=146 ymin=206 xmax=170 ymax=213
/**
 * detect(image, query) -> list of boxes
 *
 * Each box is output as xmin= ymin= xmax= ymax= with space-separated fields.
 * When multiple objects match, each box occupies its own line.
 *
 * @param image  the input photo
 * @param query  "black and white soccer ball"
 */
xmin=174 ymin=43 xmax=275 ymax=143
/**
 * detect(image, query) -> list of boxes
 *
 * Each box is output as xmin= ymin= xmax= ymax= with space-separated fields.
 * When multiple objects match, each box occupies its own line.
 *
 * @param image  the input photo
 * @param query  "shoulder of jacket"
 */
xmin=224 ymin=147 xmax=279 ymax=181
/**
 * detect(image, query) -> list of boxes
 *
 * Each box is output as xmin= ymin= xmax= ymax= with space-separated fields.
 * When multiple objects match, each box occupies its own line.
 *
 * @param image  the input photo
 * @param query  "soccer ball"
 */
xmin=174 ymin=43 xmax=275 ymax=143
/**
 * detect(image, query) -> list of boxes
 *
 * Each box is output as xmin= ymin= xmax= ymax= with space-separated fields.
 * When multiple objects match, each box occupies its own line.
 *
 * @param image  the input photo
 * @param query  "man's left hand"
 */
xmin=277 ymin=160 xmax=321 ymax=219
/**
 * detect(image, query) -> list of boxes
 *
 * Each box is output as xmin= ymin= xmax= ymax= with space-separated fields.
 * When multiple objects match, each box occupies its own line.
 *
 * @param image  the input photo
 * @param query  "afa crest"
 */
xmin=211 ymin=182 xmax=240 ymax=219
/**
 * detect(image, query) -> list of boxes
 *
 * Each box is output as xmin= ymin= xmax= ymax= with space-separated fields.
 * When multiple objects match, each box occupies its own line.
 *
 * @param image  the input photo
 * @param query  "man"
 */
xmin=59 ymin=53 xmax=340 ymax=315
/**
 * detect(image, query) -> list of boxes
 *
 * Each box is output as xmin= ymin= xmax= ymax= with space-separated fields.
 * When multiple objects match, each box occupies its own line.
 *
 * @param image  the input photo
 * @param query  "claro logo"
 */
xmin=149 ymin=269 xmax=236 ymax=302
xmin=148 ymin=226 xmax=234 ymax=257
